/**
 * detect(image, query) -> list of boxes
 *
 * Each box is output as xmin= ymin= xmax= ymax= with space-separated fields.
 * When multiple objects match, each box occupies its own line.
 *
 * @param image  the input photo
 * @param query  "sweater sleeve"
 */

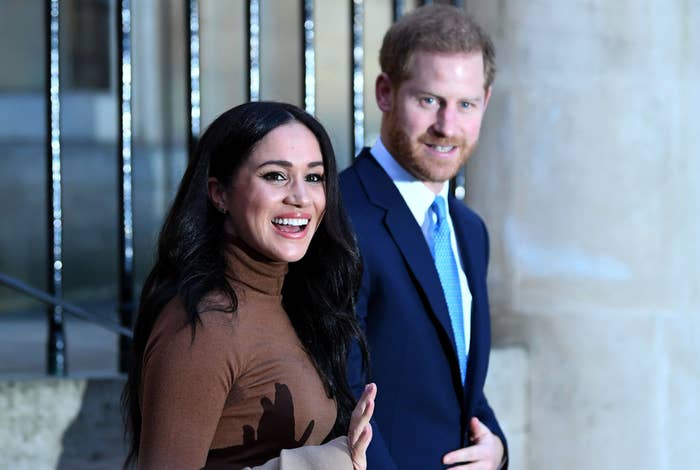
xmin=138 ymin=300 xmax=239 ymax=470
xmin=245 ymin=436 xmax=352 ymax=470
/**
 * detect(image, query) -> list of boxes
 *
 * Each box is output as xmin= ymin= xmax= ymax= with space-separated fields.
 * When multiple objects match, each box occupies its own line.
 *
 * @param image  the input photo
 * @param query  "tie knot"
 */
xmin=431 ymin=196 xmax=448 ymax=223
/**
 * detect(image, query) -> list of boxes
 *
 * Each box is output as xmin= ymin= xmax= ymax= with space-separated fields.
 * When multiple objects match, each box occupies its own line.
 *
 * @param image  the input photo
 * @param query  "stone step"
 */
xmin=0 ymin=376 xmax=126 ymax=470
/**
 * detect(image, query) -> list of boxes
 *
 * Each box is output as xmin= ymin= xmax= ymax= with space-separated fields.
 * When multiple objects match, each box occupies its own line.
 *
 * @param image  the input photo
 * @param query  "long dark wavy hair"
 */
xmin=122 ymin=101 xmax=368 ymax=468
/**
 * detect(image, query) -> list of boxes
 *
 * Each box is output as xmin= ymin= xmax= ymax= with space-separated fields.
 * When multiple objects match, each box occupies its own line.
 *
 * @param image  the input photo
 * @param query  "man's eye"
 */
xmin=421 ymin=97 xmax=436 ymax=106
xmin=460 ymin=101 xmax=473 ymax=109
xmin=262 ymin=172 xmax=286 ymax=182
xmin=306 ymin=173 xmax=325 ymax=183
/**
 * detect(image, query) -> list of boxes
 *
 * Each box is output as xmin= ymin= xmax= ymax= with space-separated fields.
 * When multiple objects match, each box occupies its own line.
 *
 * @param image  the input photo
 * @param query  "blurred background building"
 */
xmin=0 ymin=0 xmax=698 ymax=469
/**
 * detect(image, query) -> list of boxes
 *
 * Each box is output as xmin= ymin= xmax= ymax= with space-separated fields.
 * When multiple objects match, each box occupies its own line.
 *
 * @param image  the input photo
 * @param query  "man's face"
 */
xmin=378 ymin=50 xmax=492 ymax=192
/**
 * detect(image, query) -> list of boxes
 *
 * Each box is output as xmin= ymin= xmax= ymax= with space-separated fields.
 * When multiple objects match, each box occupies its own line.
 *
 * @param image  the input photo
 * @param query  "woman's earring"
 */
xmin=218 ymin=206 xmax=228 ymax=215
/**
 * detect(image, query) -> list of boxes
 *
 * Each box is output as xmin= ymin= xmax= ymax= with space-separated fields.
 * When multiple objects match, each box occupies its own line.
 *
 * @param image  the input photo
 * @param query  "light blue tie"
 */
xmin=430 ymin=196 xmax=467 ymax=384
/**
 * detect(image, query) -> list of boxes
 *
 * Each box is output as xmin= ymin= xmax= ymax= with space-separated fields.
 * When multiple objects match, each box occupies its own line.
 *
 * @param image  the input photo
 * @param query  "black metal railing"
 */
xmin=45 ymin=0 xmax=66 ymax=376
xmin=116 ymin=0 xmax=136 ymax=374
xmin=25 ymin=0 xmax=466 ymax=377
xmin=0 ymin=273 xmax=133 ymax=338
xmin=186 ymin=0 xmax=201 ymax=158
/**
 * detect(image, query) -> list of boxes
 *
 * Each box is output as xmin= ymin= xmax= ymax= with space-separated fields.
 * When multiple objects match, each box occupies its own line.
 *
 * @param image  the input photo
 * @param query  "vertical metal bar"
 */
xmin=452 ymin=0 xmax=465 ymax=199
xmin=186 ymin=0 xmax=201 ymax=157
xmin=454 ymin=173 xmax=466 ymax=200
xmin=392 ymin=0 xmax=404 ymax=22
xmin=46 ymin=0 xmax=67 ymax=376
xmin=117 ymin=0 xmax=135 ymax=373
xmin=351 ymin=0 xmax=364 ymax=156
xmin=247 ymin=0 xmax=261 ymax=101
xmin=302 ymin=0 xmax=315 ymax=115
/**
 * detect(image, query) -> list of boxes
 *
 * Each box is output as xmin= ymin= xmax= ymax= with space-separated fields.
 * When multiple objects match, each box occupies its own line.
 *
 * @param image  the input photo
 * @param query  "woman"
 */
xmin=122 ymin=102 xmax=375 ymax=469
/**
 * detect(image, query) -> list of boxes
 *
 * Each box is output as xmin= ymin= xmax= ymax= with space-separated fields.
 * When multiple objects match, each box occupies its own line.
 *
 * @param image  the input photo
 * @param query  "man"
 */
xmin=340 ymin=5 xmax=507 ymax=469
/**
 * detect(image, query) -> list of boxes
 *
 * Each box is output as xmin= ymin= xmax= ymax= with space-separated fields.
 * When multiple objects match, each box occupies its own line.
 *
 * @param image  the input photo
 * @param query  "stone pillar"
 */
xmin=465 ymin=1 xmax=700 ymax=469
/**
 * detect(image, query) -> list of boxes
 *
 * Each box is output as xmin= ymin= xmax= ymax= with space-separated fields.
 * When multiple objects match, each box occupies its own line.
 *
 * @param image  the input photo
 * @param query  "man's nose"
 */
xmin=431 ymin=106 xmax=458 ymax=137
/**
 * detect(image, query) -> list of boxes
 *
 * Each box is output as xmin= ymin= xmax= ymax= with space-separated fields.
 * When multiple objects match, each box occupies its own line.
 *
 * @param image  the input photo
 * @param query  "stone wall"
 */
xmin=466 ymin=1 xmax=700 ymax=468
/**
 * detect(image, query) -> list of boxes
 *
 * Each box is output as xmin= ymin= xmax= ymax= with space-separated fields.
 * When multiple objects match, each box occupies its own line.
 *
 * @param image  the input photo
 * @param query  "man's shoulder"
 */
xmin=451 ymin=198 xmax=482 ymax=220
xmin=338 ymin=162 xmax=358 ymax=186
xmin=340 ymin=150 xmax=373 ymax=177
xmin=339 ymin=161 xmax=363 ymax=202
xmin=339 ymin=150 xmax=379 ymax=203
xmin=450 ymin=198 xmax=488 ymax=236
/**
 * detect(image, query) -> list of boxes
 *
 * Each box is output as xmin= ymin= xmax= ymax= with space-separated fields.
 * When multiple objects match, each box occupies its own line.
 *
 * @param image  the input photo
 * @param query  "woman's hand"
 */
xmin=348 ymin=383 xmax=377 ymax=470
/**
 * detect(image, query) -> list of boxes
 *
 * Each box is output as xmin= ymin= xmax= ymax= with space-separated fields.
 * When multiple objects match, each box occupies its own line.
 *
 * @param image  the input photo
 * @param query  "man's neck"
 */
xmin=423 ymin=180 xmax=445 ymax=195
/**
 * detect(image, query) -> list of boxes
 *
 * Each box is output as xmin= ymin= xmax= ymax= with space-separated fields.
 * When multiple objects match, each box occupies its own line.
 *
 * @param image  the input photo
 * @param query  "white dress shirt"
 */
xmin=370 ymin=138 xmax=472 ymax=358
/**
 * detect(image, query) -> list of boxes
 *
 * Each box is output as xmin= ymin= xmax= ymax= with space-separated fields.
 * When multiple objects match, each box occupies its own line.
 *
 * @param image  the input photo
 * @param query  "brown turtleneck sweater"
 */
xmin=138 ymin=242 xmax=337 ymax=470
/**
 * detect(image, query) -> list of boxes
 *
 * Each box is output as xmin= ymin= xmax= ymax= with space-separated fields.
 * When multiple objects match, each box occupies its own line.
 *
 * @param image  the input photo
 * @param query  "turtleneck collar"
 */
xmin=225 ymin=235 xmax=288 ymax=296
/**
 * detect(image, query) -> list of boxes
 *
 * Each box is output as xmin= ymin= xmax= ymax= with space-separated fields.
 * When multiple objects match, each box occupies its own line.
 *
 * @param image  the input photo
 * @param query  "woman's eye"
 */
xmin=262 ymin=171 xmax=286 ymax=182
xmin=306 ymin=173 xmax=325 ymax=183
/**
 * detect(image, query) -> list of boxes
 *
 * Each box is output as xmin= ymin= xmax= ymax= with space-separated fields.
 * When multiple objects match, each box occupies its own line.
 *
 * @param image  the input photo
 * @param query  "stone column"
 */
xmin=465 ymin=1 xmax=700 ymax=469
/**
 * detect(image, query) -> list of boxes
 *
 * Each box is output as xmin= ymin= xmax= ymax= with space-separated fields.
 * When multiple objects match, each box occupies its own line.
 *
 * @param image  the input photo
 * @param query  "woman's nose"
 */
xmin=284 ymin=179 xmax=311 ymax=206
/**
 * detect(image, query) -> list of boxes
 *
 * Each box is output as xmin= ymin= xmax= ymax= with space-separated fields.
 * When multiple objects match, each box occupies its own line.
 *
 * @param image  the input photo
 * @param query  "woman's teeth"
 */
xmin=272 ymin=217 xmax=309 ymax=226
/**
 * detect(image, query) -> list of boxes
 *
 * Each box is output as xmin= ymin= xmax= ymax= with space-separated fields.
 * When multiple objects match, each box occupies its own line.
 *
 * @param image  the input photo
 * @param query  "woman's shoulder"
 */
xmin=162 ymin=290 xmax=238 ymax=322
xmin=143 ymin=293 xmax=243 ymax=374
xmin=148 ymin=294 xmax=237 ymax=351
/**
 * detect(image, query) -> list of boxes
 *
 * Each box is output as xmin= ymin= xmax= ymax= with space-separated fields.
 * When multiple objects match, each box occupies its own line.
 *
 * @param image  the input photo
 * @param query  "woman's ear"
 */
xmin=207 ymin=177 xmax=228 ymax=214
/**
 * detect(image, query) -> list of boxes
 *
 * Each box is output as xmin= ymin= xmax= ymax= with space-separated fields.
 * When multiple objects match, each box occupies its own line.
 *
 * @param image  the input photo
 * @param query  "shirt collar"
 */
xmin=370 ymin=138 xmax=450 ymax=227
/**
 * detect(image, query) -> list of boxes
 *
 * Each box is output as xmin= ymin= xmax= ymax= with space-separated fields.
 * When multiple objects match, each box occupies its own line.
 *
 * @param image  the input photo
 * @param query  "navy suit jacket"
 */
xmin=340 ymin=149 xmax=507 ymax=469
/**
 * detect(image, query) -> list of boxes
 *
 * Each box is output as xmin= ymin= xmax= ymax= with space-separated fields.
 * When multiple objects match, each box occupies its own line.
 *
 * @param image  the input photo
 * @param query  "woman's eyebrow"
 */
xmin=256 ymin=159 xmax=292 ymax=169
xmin=256 ymin=160 xmax=324 ymax=169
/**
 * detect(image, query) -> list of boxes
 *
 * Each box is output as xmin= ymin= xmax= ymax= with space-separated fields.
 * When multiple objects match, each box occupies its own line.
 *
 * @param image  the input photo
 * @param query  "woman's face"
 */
xmin=216 ymin=122 xmax=326 ymax=262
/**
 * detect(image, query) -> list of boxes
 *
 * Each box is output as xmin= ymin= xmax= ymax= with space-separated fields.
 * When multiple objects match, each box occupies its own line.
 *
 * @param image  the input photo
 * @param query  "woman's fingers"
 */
xmin=352 ymin=400 xmax=374 ymax=450
xmin=349 ymin=383 xmax=376 ymax=445
xmin=350 ymin=418 xmax=373 ymax=470
xmin=348 ymin=383 xmax=377 ymax=470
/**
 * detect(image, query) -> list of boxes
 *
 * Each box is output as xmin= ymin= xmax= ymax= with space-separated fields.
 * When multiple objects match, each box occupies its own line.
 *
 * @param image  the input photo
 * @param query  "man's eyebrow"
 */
xmin=413 ymin=88 xmax=484 ymax=103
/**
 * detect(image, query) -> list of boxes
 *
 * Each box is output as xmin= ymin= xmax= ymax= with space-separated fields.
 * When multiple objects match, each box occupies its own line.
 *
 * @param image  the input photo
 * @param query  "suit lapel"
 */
xmin=449 ymin=196 xmax=479 ymax=314
xmin=353 ymin=151 xmax=458 ymax=351
xmin=450 ymin=197 xmax=481 ymax=400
